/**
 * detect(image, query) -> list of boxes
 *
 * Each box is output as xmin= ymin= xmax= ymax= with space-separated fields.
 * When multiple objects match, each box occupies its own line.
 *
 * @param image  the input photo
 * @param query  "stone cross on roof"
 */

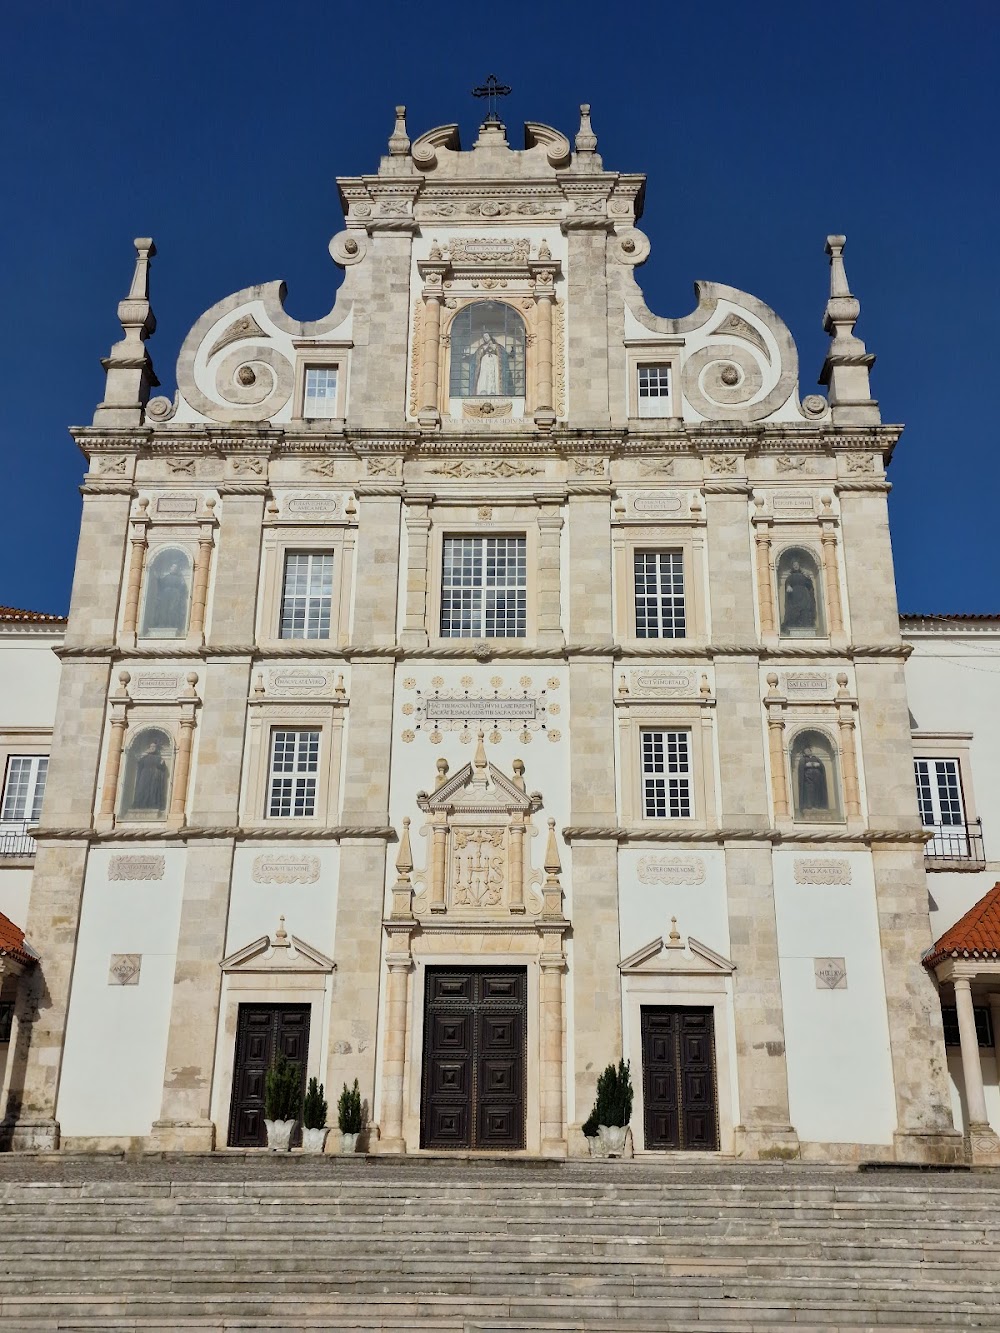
xmin=472 ymin=73 xmax=512 ymax=124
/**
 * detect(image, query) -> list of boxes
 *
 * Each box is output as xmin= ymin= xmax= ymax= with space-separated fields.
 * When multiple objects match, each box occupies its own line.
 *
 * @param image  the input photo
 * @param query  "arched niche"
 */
xmin=119 ymin=726 xmax=174 ymax=822
xmin=140 ymin=546 xmax=193 ymax=640
xmin=446 ymin=300 xmax=527 ymax=400
xmin=789 ymin=727 xmax=842 ymax=823
xmin=776 ymin=545 xmax=824 ymax=638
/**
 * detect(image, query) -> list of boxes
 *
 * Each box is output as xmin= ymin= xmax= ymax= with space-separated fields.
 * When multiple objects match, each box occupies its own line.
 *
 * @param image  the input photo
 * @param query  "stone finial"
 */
xmin=836 ymin=672 xmax=850 ymax=698
xmin=254 ymin=672 xmax=265 ymax=697
xmin=273 ymin=916 xmax=290 ymax=952
xmin=388 ymin=105 xmax=410 ymax=156
xmin=118 ymin=670 xmax=131 ymax=695
xmin=94 ymin=238 xmax=160 ymax=427
xmin=185 ymin=672 xmax=199 ymax=696
xmin=699 ymin=674 xmax=712 ymax=699
xmin=544 ymin=818 xmax=561 ymax=881
xmin=618 ymin=674 xmax=630 ymax=697
xmin=766 ymin=672 xmax=780 ymax=697
xmin=511 ymin=758 xmax=526 ymax=792
xmin=395 ymin=817 xmax=413 ymax=879
xmin=435 ymin=758 xmax=449 ymax=789
xmin=335 ymin=674 xmax=346 ymax=700
xmin=473 ymin=731 xmax=488 ymax=771
xmin=575 ymin=103 xmax=598 ymax=154
xmin=667 ymin=916 xmax=683 ymax=948
xmin=819 ymin=235 xmax=879 ymax=424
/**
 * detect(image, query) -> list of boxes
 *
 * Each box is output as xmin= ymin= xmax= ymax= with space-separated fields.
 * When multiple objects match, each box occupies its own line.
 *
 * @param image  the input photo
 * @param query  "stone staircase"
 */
xmin=1 ymin=1155 xmax=999 ymax=1330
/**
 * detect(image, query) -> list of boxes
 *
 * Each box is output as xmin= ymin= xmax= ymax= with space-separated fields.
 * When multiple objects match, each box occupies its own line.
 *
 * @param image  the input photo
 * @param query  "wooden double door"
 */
xmin=641 ymin=1006 xmax=719 ymax=1151
xmin=421 ymin=967 xmax=526 ymax=1151
xmin=228 ymin=1003 xmax=310 ymax=1148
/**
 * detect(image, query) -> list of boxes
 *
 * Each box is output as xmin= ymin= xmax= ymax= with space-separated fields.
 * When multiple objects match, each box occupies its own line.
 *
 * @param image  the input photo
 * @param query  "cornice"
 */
xmin=562 ymin=825 xmax=928 ymax=846
xmin=33 ymin=824 xmax=395 ymax=843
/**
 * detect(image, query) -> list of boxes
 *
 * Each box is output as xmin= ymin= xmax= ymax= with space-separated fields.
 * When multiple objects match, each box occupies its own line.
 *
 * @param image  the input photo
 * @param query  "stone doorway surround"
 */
xmin=619 ymin=920 xmax=737 ymax=1155
xmin=202 ymin=918 xmax=334 ymax=1153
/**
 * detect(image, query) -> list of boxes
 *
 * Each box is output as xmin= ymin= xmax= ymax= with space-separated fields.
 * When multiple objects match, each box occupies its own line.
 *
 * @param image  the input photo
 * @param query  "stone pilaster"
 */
xmin=400 ymin=499 xmax=431 ymax=647
xmin=535 ymin=505 xmax=564 ymax=648
xmin=565 ymin=231 xmax=609 ymax=427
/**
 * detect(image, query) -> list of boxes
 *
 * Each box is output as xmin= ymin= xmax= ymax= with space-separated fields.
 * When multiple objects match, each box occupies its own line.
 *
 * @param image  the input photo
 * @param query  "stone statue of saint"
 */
xmin=472 ymin=331 xmax=508 ymax=397
xmin=781 ymin=560 xmax=817 ymax=634
xmin=144 ymin=556 xmax=190 ymax=635
xmin=131 ymin=740 xmax=169 ymax=813
xmin=798 ymin=746 xmax=829 ymax=812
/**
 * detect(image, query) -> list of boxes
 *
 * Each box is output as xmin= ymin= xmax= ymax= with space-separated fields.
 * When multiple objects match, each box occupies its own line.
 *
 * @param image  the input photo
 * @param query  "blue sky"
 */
xmin=2 ymin=0 xmax=995 ymax=615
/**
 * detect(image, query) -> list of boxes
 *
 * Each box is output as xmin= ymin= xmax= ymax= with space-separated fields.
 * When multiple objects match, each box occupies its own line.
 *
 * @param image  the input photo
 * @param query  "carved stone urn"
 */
xmin=597 ymin=1124 xmax=628 ymax=1156
xmin=341 ymin=1131 xmax=361 ymax=1154
xmin=302 ymin=1127 xmax=329 ymax=1154
xmin=264 ymin=1118 xmax=296 ymax=1152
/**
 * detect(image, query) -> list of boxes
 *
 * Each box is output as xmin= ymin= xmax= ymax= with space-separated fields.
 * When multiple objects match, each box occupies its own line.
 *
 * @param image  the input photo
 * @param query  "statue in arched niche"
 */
xmin=791 ymin=730 xmax=840 ymax=821
xmin=141 ymin=549 xmax=192 ymax=638
xmin=778 ymin=549 xmax=821 ymax=636
xmin=798 ymin=746 xmax=828 ymax=812
xmin=473 ymin=331 xmax=508 ymax=397
xmin=121 ymin=728 xmax=172 ymax=819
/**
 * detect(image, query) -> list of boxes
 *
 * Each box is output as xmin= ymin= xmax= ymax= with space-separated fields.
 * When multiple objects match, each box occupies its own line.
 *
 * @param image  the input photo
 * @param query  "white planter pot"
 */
xmin=586 ymin=1135 xmax=606 ymax=1158
xmin=597 ymin=1124 xmax=628 ymax=1156
xmin=341 ymin=1130 xmax=361 ymax=1154
xmin=301 ymin=1127 xmax=329 ymax=1154
xmin=264 ymin=1118 xmax=296 ymax=1152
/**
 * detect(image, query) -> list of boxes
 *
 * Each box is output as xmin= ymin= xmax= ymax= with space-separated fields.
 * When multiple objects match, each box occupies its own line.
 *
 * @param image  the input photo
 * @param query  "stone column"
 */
xmin=539 ymin=952 xmax=567 ymax=1154
xmin=189 ymin=501 xmax=217 ymax=644
xmin=952 ymin=977 xmax=1000 ymax=1164
xmin=753 ymin=509 xmax=775 ymax=637
xmin=535 ymin=505 xmax=564 ymax=648
xmin=508 ymin=815 xmax=525 ymax=914
xmin=98 ymin=713 xmax=128 ymax=825
xmin=168 ymin=713 xmax=197 ymax=827
xmin=533 ymin=280 xmax=556 ymax=427
xmin=120 ymin=499 xmax=150 ymax=644
xmin=400 ymin=499 xmax=431 ymax=647
xmin=820 ymin=504 xmax=844 ymax=636
xmin=767 ymin=717 xmax=789 ymax=818
xmin=429 ymin=814 xmax=447 ymax=913
xmin=418 ymin=282 xmax=443 ymax=426
xmin=837 ymin=712 xmax=861 ymax=819
xmin=378 ymin=952 xmax=412 ymax=1153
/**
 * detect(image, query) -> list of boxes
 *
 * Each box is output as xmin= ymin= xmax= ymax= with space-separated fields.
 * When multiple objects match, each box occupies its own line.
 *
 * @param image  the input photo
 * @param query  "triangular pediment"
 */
xmin=418 ymin=760 xmax=539 ymax=815
xmin=619 ymin=931 xmax=735 ymax=976
xmin=221 ymin=918 xmax=335 ymax=974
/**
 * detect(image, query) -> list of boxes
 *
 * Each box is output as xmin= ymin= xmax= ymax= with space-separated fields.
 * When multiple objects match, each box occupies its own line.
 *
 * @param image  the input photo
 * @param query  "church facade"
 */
xmin=3 ymin=103 xmax=980 ymax=1162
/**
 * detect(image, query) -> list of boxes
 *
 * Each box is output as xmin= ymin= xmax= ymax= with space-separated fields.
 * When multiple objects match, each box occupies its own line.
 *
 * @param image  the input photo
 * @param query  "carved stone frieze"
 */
xmin=446 ymin=237 xmax=531 ymax=265
xmin=428 ymin=459 xmax=542 ymax=479
xmin=462 ymin=400 xmax=512 ymax=419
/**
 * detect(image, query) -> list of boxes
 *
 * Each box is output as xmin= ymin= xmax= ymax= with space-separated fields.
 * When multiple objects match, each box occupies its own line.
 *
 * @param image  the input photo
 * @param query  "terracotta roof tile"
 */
xmin=924 ymin=883 xmax=1000 ymax=968
xmin=0 ymin=604 xmax=66 ymax=624
xmin=0 ymin=910 xmax=37 ymax=967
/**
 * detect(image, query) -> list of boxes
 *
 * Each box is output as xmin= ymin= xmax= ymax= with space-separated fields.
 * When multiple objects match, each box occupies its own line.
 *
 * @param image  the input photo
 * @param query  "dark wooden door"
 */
xmin=228 ymin=1003 xmax=310 ymax=1147
xmin=642 ymin=1006 xmax=718 ymax=1151
xmin=421 ymin=968 xmax=526 ymax=1150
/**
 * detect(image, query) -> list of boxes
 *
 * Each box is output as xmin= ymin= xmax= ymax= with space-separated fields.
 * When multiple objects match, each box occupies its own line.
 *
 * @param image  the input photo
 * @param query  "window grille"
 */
xmin=1 ymin=755 xmax=48 ymax=824
xmin=641 ymin=730 xmax=692 ymax=819
xmin=268 ymin=730 xmax=320 ymax=818
xmin=303 ymin=367 xmax=339 ymax=418
xmin=634 ymin=551 xmax=685 ymax=638
xmin=941 ymin=1004 xmax=994 ymax=1048
xmin=440 ymin=536 xmax=526 ymax=639
xmin=637 ymin=363 xmax=671 ymax=418
xmin=279 ymin=552 xmax=334 ymax=640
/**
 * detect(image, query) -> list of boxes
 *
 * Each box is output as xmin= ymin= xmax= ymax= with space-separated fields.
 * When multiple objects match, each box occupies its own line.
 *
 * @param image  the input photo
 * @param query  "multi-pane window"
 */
xmin=1 ymin=755 xmax=48 ymax=824
xmin=279 ymin=552 xmax=334 ymax=640
xmin=941 ymin=1005 xmax=994 ymax=1049
xmin=915 ymin=758 xmax=968 ymax=856
xmin=637 ymin=363 xmax=671 ymax=418
xmin=303 ymin=367 xmax=339 ymax=419
xmin=440 ymin=536 xmax=526 ymax=639
xmin=268 ymin=730 xmax=320 ymax=818
xmin=634 ymin=551 xmax=686 ymax=638
xmin=641 ymin=730 xmax=692 ymax=819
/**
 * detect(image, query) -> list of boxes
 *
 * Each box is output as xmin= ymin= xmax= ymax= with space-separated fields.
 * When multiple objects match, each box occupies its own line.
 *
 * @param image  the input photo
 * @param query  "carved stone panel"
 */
xmin=815 ymin=957 xmax=847 ymax=990
xmin=108 ymin=954 xmax=142 ymax=985
xmin=251 ymin=854 xmax=321 ymax=885
xmin=131 ymin=674 xmax=182 ymax=698
xmin=793 ymin=857 xmax=852 ymax=886
xmin=626 ymin=670 xmax=698 ymax=699
xmin=782 ymin=672 xmax=831 ymax=696
xmin=637 ymin=855 xmax=707 ymax=886
xmin=451 ymin=828 xmax=507 ymax=909
xmin=266 ymin=670 xmax=336 ymax=698
xmin=108 ymin=854 xmax=165 ymax=882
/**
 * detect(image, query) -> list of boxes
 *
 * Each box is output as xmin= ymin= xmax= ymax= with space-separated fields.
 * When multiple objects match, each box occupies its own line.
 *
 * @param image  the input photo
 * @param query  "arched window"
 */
xmin=789 ymin=728 xmax=842 ymax=822
xmin=140 ymin=547 xmax=193 ymax=639
xmin=119 ymin=727 xmax=174 ymax=821
xmin=448 ymin=301 xmax=527 ymax=399
xmin=776 ymin=546 xmax=824 ymax=638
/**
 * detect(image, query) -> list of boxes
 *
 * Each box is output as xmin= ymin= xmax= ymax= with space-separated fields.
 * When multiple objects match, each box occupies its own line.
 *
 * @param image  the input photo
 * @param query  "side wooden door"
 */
xmin=228 ymin=1003 xmax=310 ymax=1147
xmin=641 ymin=1006 xmax=718 ymax=1151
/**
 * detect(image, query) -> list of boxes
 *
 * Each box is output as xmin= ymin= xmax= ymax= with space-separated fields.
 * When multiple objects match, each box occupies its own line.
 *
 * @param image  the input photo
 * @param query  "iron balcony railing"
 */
xmin=0 ymin=821 xmax=36 ymax=857
xmin=923 ymin=818 xmax=985 ymax=868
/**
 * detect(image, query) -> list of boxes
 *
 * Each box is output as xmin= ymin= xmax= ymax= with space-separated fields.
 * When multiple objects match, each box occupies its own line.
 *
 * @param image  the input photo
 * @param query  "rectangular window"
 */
xmin=641 ymin=730 xmax=692 ymax=819
xmin=1 ymin=755 xmax=48 ymax=824
xmin=440 ymin=536 xmax=526 ymax=639
xmin=915 ymin=758 xmax=968 ymax=856
xmin=267 ymin=730 xmax=320 ymax=818
xmin=279 ymin=552 xmax=334 ymax=640
xmin=303 ymin=367 xmax=339 ymax=419
xmin=0 ymin=1001 xmax=13 ymax=1043
xmin=637 ymin=363 xmax=672 ymax=418
xmin=941 ymin=1005 xmax=994 ymax=1048
xmin=634 ymin=551 xmax=685 ymax=638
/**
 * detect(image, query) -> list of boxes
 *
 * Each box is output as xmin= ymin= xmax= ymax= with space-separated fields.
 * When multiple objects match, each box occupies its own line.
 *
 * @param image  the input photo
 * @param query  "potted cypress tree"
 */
xmin=337 ymin=1078 xmax=363 ymax=1153
xmin=263 ymin=1053 xmax=302 ymax=1151
xmin=301 ymin=1077 xmax=329 ymax=1153
xmin=595 ymin=1058 xmax=633 ymax=1156
xmin=581 ymin=1108 xmax=603 ymax=1157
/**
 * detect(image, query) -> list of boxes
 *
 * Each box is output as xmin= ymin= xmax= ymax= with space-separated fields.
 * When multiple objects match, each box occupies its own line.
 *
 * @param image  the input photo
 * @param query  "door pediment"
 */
xmin=619 ymin=920 xmax=735 ymax=977
xmin=221 ymin=916 xmax=335 ymax=975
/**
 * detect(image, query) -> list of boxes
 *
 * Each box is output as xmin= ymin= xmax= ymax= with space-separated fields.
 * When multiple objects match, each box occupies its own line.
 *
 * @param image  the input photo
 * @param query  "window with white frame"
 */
xmin=641 ymin=730 xmax=692 ymax=819
xmin=636 ymin=363 xmax=671 ymax=418
xmin=267 ymin=730 xmax=320 ymax=818
xmin=915 ymin=758 xmax=969 ymax=856
xmin=440 ymin=536 xmax=526 ymax=639
xmin=634 ymin=550 xmax=685 ymax=638
xmin=303 ymin=367 xmax=339 ymax=419
xmin=1 ymin=755 xmax=48 ymax=825
xmin=279 ymin=552 xmax=334 ymax=640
